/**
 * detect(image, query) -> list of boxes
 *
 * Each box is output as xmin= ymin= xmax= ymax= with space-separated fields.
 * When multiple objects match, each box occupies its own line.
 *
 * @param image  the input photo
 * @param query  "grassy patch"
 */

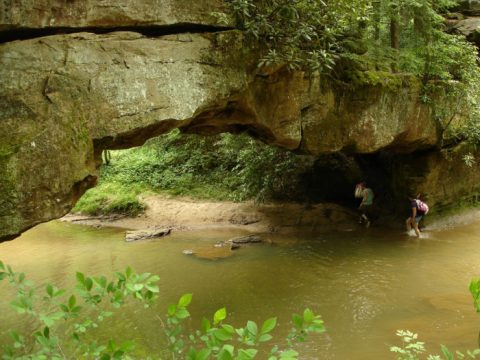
xmin=73 ymin=182 xmax=146 ymax=216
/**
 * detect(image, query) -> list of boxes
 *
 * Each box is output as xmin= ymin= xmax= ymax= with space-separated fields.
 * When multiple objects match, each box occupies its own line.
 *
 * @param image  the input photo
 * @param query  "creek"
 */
xmin=0 ymin=219 xmax=479 ymax=359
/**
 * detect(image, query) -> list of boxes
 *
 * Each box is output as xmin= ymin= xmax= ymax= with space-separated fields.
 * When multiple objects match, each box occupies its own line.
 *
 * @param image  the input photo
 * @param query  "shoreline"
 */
xmin=61 ymin=195 xmax=480 ymax=235
xmin=62 ymin=195 xmax=361 ymax=234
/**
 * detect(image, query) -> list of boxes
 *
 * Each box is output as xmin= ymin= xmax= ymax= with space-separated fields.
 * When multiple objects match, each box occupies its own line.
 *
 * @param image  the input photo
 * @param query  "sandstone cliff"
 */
xmin=1 ymin=1 xmax=479 ymax=240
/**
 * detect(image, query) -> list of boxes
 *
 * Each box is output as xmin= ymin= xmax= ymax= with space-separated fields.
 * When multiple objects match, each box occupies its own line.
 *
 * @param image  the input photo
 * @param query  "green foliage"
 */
xmin=390 ymin=330 xmax=480 ymax=360
xmin=0 ymin=261 xmax=326 ymax=359
xmin=220 ymin=0 xmax=480 ymax=144
xmin=73 ymin=130 xmax=308 ymax=215
xmin=164 ymin=297 xmax=325 ymax=360
xmin=0 ymin=260 xmax=159 ymax=359
xmin=390 ymin=330 xmax=426 ymax=360
xmin=73 ymin=182 xmax=146 ymax=216
xmin=470 ymin=278 xmax=480 ymax=314
xmin=224 ymin=0 xmax=370 ymax=72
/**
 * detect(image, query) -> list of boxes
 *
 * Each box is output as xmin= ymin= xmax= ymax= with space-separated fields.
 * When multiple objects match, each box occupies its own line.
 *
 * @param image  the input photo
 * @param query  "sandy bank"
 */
xmin=62 ymin=195 xmax=360 ymax=234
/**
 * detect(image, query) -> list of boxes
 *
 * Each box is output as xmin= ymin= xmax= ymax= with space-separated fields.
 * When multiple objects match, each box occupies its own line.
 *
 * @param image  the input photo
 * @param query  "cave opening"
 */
xmin=85 ymin=129 xmax=411 ymax=223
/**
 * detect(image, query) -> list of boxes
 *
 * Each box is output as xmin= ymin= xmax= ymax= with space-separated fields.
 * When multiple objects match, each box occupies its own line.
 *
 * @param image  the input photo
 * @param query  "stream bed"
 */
xmin=1 ymin=219 xmax=479 ymax=359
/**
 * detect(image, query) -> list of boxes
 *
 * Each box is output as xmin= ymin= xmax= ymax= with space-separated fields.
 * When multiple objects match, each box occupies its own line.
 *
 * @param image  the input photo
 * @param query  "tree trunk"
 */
xmin=390 ymin=2 xmax=400 ymax=72
xmin=390 ymin=18 xmax=399 ymax=50
xmin=373 ymin=0 xmax=381 ymax=41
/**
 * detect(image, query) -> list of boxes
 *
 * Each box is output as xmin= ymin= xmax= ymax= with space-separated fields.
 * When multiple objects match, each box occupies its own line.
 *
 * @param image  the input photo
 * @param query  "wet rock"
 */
xmin=228 ymin=234 xmax=262 ymax=244
xmin=188 ymin=246 xmax=234 ymax=260
xmin=125 ymin=228 xmax=171 ymax=242
xmin=215 ymin=240 xmax=241 ymax=250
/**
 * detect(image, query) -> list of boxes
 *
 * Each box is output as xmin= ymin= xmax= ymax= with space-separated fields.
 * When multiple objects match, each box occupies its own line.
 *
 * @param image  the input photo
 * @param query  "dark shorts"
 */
xmin=359 ymin=204 xmax=373 ymax=217
xmin=415 ymin=215 xmax=423 ymax=223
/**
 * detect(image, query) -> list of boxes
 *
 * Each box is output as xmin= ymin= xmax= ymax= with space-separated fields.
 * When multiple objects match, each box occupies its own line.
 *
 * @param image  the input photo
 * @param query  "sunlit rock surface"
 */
xmin=0 ymin=0 xmax=230 ymax=32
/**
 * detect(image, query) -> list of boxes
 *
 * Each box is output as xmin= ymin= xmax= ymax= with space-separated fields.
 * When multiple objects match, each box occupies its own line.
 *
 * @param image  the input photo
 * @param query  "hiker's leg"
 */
xmin=406 ymin=217 xmax=412 ymax=231
xmin=413 ymin=221 xmax=420 ymax=237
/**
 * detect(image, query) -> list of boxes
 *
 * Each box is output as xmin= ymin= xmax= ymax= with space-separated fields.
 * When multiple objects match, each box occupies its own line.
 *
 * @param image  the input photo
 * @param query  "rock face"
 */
xmin=390 ymin=143 xmax=480 ymax=212
xmin=0 ymin=0 xmax=479 ymax=240
xmin=456 ymin=0 xmax=480 ymax=16
xmin=449 ymin=16 xmax=480 ymax=47
xmin=0 ymin=0 xmax=230 ymax=32
xmin=0 ymin=30 xmax=248 ymax=240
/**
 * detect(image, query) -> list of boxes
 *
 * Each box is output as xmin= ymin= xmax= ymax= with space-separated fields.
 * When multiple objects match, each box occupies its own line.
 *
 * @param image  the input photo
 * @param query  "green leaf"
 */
xmin=168 ymin=304 xmax=177 ymax=316
xmin=9 ymin=331 xmax=20 ymax=342
xmin=246 ymin=321 xmax=258 ymax=337
xmin=176 ymin=308 xmax=190 ymax=319
xmin=222 ymin=324 xmax=235 ymax=334
xmin=196 ymin=348 xmax=212 ymax=360
xmin=120 ymin=340 xmax=135 ymax=352
xmin=213 ymin=328 xmax=232 ymax=342
xmin=40 ymin=312 xmax=63 ymax=326
xmin=202 ymin=317 xmax=211 ymax=332
xmin=46 ymin=284 xmax=54 ymax=297
xmin=178 ymin=293 xmax=193 ymax=307
xmin=11 ymin=300 xmax=27 ymax=314
xmin=54 ymin=289 xmax=65 ymax=298
xmin=145 ymin=284 xmax=159 ymax=293
xmin=147 ymin=275 xmax=160 ymax=283
xmin=218 ymin=347 xmax=233 ymax=360
xmin=292 ymin=314 xmax=303 ymax=328
xmin=279 ymin=349 xmax=299 ymax=359
xmin=76 ymin=272 xmax=85 ymax=285
xmin=303 ymin=308 xmax=314 ymax=323
xmin=68 ymin=295 xmax=76 ymax=309
xmin=237 ymin=348 xmax=258 ymax=360
xmin=259 ymin=334 xmax=273 ymax=342
xmin=85 ymin=277 xmax=93 ymax=291
xmin=261 ymin=317 xmax=277 ymax=334
xmin=71 ymin=305 xmax=82 ymax=313
xmin=214 ymin=307 xmax=227 ymax=325
xmin=441 ymin=344 xmax=454 ymax=360
xmin=115 ymin=272 xmax=126 ymax=281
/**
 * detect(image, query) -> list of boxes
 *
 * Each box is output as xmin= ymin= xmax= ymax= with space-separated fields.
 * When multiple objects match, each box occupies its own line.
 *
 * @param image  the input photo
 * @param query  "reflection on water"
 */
xmin=1 ymin=220 xmax=480 ymax=359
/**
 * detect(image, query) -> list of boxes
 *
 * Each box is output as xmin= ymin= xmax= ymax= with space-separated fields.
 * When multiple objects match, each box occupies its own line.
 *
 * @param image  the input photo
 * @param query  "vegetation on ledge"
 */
xmin=73 ymin=130 xmax=310 ymax=216
xmin=215 ymin=0 xmax=480 ymax=146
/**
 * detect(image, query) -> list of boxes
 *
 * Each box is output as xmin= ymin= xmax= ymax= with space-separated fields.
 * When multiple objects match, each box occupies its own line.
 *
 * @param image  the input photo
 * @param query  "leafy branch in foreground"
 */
xmin=0 ymin=260 xmax=159 ymax=359
xmin=470 ymin=278 xmax=480 ymax=314
xmin=0 ymin=260 xmax=325 ymax=359
xmin=390 ymin=279 xmax=480 ymax=360
xmin=390 ymin=330 xmax=480 ymax=360
xmin=165 ymin=303 xmax=325 ymax=360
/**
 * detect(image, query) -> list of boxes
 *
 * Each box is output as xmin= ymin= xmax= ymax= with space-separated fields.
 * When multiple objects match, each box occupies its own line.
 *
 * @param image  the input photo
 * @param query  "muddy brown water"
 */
xmin=1 ymin=220 xmax=479 ymax=359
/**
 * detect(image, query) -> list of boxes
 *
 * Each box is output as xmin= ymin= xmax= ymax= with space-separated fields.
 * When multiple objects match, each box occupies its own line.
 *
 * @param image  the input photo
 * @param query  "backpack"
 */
xmin=416 ymin=199 xmax=429 ymax=214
